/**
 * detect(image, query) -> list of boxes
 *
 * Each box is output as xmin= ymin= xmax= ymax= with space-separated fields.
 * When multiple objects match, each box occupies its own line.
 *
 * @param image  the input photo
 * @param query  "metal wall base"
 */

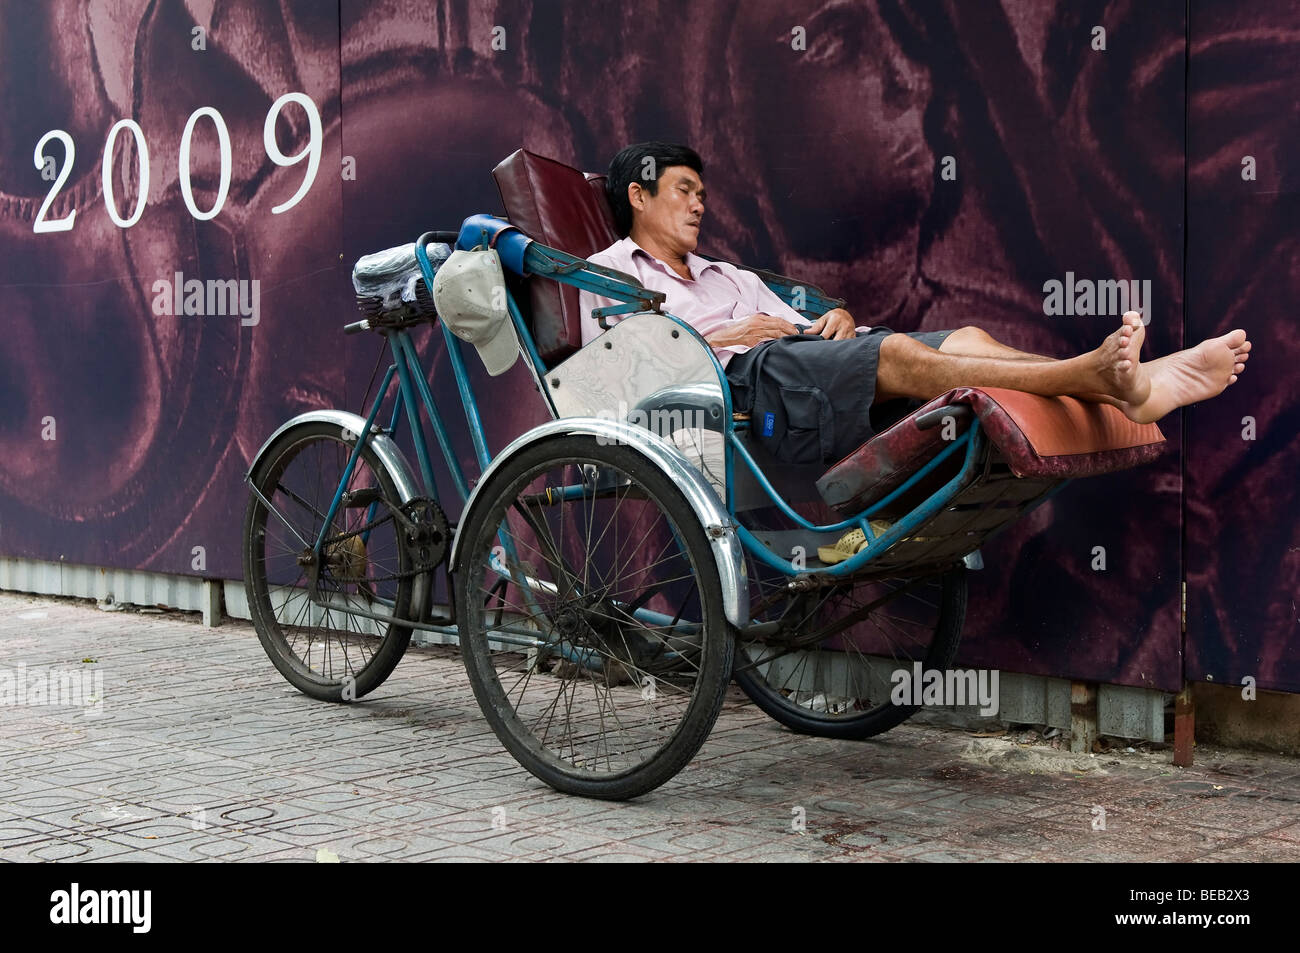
xmin=3 ymin=555 xmax=1167 ymax=741
xmin=1 ymin=556 xmax=223 ymax=627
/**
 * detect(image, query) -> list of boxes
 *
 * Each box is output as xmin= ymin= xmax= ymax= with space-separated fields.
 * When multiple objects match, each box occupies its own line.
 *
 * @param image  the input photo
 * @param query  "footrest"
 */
xmin=816 ymin=387 xmax=1165 ymax=516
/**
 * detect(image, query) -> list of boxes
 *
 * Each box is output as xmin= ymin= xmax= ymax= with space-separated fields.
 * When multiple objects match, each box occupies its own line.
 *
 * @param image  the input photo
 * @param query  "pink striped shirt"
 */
xmin=578 ymin=237 xmax=856 ymax=368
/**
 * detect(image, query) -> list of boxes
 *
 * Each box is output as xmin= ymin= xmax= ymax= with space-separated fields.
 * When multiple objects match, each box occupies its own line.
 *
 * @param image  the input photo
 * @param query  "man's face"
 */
xmin=629 ymin=165 xmax=707 ymax=255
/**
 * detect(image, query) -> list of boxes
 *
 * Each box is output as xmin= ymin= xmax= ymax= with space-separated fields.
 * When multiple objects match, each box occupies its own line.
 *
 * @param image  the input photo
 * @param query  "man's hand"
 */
xmin=806 ymin=307 xmax=857 ymax=341
xmin=706 ymin=313 xmax=802 ymax=349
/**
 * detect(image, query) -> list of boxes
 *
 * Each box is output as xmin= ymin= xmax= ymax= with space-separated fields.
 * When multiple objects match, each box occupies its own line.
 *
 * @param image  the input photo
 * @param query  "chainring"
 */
xmin=400 ymin=497 xmax=451 ymax=573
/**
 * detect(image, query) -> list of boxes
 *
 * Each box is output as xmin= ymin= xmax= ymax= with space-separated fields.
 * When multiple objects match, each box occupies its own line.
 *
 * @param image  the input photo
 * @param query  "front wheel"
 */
xmin=242 ymin=421 xmax=420 ymax=702
xmin=454 ymin=434 xmax=733 ymax=800
xmin=733 ymin=567 xmax=967 ymax=738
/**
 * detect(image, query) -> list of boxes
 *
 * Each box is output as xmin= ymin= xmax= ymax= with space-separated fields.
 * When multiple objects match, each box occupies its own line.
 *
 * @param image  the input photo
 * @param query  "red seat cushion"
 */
xmin=492 ymin=149 xmax=621 ymax=363
xmin=816 ymin=387 xmax=1165 ymax=515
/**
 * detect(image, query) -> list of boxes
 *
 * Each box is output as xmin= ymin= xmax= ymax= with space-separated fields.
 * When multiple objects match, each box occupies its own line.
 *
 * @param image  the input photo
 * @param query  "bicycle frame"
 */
xmin=412 ymin=231 xmax=1002 ymax=577
xmin=306 ymin=225 xmax=1048 ymax=646
xmin=242 ymin=182 xmax=1144 ymax=796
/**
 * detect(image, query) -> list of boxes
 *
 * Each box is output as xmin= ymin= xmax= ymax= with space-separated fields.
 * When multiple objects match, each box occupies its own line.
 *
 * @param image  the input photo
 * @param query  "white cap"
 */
xmin=432 ymin=248 xmax=519 ymax=376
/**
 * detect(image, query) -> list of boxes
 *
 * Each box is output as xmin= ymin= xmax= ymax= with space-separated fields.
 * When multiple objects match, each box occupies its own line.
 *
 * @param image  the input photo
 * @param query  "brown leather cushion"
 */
xmin=817 ymin=387 xmax=1165 ymax=516
xmin=586 ymin=172 xmax=619 ymax=235
xmin=492 ymin=149 xmax=621 ymax=363
xmin=959 ymin=387 xmax=1165 ymax=462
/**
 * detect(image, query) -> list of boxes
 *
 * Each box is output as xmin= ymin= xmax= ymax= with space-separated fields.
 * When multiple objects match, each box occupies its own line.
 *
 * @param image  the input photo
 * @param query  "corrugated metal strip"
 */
xmin=8 ymin=556 xmax=1168 ymax=740
xmin=1 ymin=557 xmax=217 ymax=619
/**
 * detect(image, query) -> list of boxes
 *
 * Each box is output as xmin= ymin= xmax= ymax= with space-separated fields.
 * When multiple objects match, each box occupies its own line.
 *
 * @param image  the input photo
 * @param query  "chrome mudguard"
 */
xmin=449 ymin=416 xmax=749 ymax=628
xmin=246 ymin=410 xmax=428 ymax=623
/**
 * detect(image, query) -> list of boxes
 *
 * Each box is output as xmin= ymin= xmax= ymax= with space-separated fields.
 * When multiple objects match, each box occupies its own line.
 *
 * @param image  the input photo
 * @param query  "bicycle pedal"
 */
xmin=342 ymin=487 xmax=385 ymax=508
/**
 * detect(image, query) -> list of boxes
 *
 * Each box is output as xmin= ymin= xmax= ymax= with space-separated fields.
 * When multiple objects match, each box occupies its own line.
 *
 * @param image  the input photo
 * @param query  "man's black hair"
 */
xmin=606 ymin=142 xmax=704 ymax=237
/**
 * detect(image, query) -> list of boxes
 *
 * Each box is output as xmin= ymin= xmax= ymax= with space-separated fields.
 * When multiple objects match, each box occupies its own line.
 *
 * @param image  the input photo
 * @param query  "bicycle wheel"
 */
xmin=454 ymin=434 xmax=733 ymax=800
xmin=733 ymin=567 xmax=967 ymax=738
xmin=243 ymin=421 xmax=417 ymax=701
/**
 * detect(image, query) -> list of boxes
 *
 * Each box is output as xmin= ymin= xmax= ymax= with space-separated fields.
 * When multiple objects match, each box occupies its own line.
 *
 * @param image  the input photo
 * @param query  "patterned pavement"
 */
xmin=2 ymin=591 xmax=1299 ymax=862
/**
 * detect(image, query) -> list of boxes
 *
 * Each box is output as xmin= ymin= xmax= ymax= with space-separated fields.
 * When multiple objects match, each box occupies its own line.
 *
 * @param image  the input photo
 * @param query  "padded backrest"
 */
xmin=492 ymin=149 xmax=621 ymax=363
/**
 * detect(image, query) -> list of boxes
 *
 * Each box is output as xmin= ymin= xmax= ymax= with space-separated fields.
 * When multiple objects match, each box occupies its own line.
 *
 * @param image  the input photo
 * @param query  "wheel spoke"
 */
xmin=734 ymin=561 xmax=965 ymax=735
xmin=456 ymin=439 xmax=730 ymax=798
xmin=243 ymin=426 xmax=416 ymax=702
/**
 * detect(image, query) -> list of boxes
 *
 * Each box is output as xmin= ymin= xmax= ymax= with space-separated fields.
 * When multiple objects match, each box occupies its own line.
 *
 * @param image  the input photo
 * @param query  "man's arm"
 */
xmin=703 ymin=263 xmax=830 ymax=347
xmin=730 ymin=264 xmax=858 ymax=340
xmin=578 ymin=248 xmax=850 ymax=354
xmin=577 ymin=246 xmax=638 ymax=347
xmin=704 ymin=314 xmax=802 ymax=348
xmin=579 ymin=255 xmax=762 ymax=352
xmin=581 ymin=282 xmax=759 ymax=350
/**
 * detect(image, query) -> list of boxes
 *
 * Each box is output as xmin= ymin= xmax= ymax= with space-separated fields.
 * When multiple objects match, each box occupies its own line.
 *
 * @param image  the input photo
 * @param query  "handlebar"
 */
xmin=416 ymin=230 xmax=461 ymax=249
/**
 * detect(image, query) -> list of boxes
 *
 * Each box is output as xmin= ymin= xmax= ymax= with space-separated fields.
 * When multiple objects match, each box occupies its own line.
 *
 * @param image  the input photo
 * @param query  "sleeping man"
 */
xmin=576 ymin=141 xmax=1250 ymax=474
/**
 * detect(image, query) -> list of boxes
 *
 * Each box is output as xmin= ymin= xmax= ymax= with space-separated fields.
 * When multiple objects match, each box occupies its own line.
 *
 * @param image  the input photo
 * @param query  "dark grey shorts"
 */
xmin=724 ymin=327 xmax=955 ymax=465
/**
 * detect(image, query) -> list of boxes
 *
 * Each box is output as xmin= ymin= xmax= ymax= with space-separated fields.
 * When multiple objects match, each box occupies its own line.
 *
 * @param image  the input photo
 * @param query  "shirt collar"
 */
xmin=623 ymin=237 xmax=721 ymax=279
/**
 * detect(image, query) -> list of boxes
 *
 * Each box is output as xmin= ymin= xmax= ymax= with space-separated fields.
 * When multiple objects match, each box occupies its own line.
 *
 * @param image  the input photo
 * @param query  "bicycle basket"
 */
xmin=352 ymin=242 xmax=451 ymax=323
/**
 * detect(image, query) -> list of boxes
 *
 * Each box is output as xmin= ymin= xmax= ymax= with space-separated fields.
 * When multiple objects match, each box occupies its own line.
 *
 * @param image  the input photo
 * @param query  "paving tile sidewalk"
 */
xmin=2 ymin=590 xmax=1298 ymax=862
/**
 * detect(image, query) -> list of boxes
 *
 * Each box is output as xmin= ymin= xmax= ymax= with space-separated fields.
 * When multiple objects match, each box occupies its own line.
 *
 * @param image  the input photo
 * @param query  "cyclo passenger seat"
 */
xmin=489 ymin=149 xmax=1167 ymax=549
xmin=490 ymin=148 xmax=838 ymax=508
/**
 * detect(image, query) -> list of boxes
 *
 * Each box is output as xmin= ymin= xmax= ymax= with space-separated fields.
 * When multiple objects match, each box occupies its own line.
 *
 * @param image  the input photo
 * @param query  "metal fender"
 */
xmin=449 ymin=417 xmax=749 ymax=628
xmin=246 ymin=410 xmax=428 ymax=621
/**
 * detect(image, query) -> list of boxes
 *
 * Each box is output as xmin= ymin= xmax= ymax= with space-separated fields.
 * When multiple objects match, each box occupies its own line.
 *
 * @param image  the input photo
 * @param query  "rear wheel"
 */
xmin=454 ymin=435 xmax=733 ymax=800
xmin=733 ymin=567 xmax=967 ymax=738
xmin=242 ymin=422 xmax=419 ymax=701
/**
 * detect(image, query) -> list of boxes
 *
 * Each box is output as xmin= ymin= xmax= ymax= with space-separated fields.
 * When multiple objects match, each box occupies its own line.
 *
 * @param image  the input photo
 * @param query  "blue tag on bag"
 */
xmin=762 ymin=411 xmax=775 ymax=437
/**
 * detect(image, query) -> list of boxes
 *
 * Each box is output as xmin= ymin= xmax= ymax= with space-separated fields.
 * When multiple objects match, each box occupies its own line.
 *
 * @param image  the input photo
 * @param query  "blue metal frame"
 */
xmin=318 ymin=216 xmax=1013 ymax=623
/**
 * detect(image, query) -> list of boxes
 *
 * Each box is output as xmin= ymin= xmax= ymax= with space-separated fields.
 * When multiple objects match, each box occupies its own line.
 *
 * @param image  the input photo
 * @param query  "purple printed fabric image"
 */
xmin=0 ymin=0 xmax=1294 ymax=693
xmin=0 ymin=0 xmax=346 ymax=575
xmin=1184 ymin=0 xmax=1300 ymax=692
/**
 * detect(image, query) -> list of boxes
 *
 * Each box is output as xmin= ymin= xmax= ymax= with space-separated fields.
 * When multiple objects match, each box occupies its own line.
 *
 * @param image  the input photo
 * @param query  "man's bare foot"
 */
xmin=1120 ymin=329 xmax=1250 ymax=424
xmin=1093 ymin=311 xmax=1150 ymax=406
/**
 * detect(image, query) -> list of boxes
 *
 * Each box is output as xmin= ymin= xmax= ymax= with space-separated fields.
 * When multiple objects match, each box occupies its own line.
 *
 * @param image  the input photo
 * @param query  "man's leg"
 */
xmin=937 ymin=324 xmax=1129 ymax=406
xmin=875 ymin=314 xmax=1250 ymax=424
xmin=937 ymin=325 xmax=1053 ymax=362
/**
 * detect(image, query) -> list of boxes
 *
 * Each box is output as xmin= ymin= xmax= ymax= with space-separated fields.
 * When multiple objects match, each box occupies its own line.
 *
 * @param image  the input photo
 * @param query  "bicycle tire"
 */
xmin=454 ymin=434 xmax=733 ymax=800
xmin=242 ymin=421 xmax=416 ymax=701
xmin=733 ymin=567 xmax=967 ymax=739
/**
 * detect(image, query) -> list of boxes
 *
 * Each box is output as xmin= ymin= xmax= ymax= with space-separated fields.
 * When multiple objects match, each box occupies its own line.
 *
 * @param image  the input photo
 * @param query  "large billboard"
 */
xmin=0 ymin=1 xmax=1293 ymax=692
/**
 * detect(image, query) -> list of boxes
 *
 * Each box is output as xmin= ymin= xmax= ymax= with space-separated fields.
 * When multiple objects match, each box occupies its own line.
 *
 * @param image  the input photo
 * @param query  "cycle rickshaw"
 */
xmin=242 ymin=150 xmax=1165 ymax=800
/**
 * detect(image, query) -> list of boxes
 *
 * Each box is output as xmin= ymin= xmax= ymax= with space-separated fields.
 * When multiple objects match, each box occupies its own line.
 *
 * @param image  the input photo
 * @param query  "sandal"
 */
xmin=816 ymin=520 xmax=894 ymax=565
